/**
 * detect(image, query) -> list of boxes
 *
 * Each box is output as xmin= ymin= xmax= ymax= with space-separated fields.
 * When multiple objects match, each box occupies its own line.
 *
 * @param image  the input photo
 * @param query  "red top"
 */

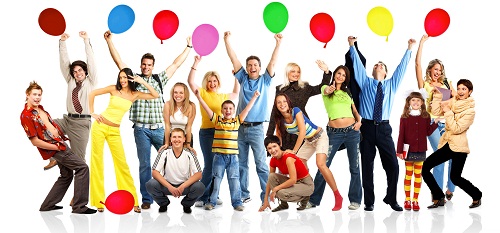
xmin=270 ymin=152 xmax=309 ymax=180
xmin=20 ymin=103 xmax=68 ymax=160
xmin=397 ymin=115 xmax=438 ymax=154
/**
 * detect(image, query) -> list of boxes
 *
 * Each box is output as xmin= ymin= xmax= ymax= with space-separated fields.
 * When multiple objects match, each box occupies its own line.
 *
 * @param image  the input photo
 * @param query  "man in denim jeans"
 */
xmin=104 ymin=30 xmax=192 ymax=209
xmin=223 ymin=31 xmax=282 ymax=203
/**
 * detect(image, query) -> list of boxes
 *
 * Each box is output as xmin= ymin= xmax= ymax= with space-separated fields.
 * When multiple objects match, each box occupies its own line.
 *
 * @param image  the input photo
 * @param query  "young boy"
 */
xmin=194 ymin=90 xmax=260 ymax=211
xmin=20 ymin=81 xmax=96 ymax=214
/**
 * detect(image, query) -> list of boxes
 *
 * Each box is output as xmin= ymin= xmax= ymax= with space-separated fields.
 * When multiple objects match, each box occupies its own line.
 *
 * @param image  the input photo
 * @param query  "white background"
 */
xmin=2 ymin=0 xmax=498 ymax=232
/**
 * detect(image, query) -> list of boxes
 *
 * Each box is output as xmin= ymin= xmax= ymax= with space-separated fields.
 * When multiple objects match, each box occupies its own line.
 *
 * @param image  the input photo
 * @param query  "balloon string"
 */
xmin=386 ymin=36 xmax=388 ymax=42
xmin=161 ymin=40 xmax=163 ymax=44
xmin=100 ymin=201 xmax=105 ymax=205
xmin=323 ymin=43 xmax=327 ymax=48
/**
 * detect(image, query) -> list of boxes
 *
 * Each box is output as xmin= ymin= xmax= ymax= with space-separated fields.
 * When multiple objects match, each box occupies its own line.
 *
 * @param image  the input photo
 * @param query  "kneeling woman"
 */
xmin=259 ymin=135 xmax=313 ymax=212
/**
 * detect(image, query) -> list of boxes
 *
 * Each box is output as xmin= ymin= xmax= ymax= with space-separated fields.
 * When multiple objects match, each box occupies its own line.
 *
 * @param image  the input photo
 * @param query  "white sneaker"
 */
xmin=194 ymin=201 xmax=204 ymax=207
xmin=216 ymin=198 xmax=223 ymax=205
xmin=305 ymin=202 xmax=316 ymax=209
xmin=348 ymin=202 xmax=360 ymax=210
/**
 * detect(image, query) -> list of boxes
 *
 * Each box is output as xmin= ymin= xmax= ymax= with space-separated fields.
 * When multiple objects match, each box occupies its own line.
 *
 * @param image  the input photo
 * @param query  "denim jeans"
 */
xmin=133 ymin=125 xmax=164 ymax=204
xmin=198 ymin=128 xmax=216 ymax=203
xmin=428 ymin=121 xmax=455 ymax=192
xmin=310 ymin=127 xmax=362 ymax=205
xmin=210 ymin=153 xmax=243 ymax=207
xmin=238 ymin=124 xmax=269 ymax=202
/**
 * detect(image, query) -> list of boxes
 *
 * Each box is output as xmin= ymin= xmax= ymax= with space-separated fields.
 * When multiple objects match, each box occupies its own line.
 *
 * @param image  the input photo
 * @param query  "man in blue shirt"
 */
xmin=349 ymin=36 xmax=416 ymax=211
xmin=223 ymin=31 xmax=282 ymax=203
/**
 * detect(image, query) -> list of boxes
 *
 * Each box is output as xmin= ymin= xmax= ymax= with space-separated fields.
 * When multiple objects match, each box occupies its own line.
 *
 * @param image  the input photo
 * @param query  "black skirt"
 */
xmin=405 ymin=152 xmax=426 ymax=162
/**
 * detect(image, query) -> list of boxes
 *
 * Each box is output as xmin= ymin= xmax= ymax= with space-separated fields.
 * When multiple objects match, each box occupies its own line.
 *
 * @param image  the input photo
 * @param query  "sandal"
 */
xmin=134 ymin=206 xmax=141 ymax=213
xmin=445 ymin=192 xmax=453 ymax=201
xmin=272 ymin=200 xmax=289 ymax=212
xmin=97 ymin=208 xmax=104 ymax=212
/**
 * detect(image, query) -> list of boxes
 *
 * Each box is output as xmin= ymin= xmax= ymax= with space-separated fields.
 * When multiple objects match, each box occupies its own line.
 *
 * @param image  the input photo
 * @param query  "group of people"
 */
xmin=21 ymin=30 xmax=481 ymax=216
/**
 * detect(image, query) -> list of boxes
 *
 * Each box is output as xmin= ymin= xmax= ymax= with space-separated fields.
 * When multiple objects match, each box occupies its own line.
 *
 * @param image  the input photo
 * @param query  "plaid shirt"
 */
xmin=20 ymin=103 xmax=68 ymax=160
xmin=129 ymin=70 xmax=168 ymax=124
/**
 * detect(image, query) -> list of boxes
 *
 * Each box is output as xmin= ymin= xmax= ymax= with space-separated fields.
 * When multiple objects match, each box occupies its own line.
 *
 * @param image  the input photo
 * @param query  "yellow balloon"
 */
xmin=367 ymin=6 xmax=393 ymax=41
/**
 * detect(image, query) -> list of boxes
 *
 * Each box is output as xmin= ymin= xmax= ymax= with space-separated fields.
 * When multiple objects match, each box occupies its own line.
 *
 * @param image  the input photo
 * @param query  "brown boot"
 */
xmin=272 ymin=200 xmax=289 ymax=212
xmin=297 ymin=196 xmax=310 ymax=211
xmin=44 ymin=160 xmax=58 ymax=170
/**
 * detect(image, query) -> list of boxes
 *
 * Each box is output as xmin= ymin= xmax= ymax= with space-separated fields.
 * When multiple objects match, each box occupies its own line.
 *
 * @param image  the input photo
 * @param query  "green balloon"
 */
xmin=263 ymin=2 xmax=288 ymax=33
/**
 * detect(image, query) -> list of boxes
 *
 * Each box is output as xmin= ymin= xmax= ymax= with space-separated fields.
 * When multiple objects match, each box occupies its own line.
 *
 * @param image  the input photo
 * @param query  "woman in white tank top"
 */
xmin=161 ymin=82 xmax=196 ymax=150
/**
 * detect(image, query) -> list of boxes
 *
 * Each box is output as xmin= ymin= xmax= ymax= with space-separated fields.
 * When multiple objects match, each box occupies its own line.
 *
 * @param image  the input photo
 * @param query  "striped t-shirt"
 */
xmin=285 ymin=107 xmax=319 ymax=139
xmin=211 ymin=113 xmax=241 ymax=154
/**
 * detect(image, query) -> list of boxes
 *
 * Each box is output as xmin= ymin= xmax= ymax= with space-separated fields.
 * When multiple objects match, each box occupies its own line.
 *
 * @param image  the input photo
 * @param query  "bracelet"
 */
xmin=187 ymin=45 xmax=192 ymax=48
xmin=191 ymin=67 xmax=196 ymax=71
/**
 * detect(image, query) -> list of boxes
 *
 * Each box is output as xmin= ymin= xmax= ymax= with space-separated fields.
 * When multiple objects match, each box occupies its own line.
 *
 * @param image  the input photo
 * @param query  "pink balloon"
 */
xmin=192 ymin=24 xmax=219 ymax=56
xmin=100 ymin=190 xmax=134 ymax=215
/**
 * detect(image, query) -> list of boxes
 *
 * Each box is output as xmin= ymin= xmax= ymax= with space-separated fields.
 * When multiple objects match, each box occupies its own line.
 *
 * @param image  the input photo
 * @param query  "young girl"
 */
xmin=396 ymin=91 xmax=438 ymax=211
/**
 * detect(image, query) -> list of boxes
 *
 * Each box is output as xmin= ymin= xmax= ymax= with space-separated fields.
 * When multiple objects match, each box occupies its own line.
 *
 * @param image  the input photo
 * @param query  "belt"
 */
xmin=362 ymin=119 xmax=389 ymax=125
xmin=134 ymin=122 xmax=163 ymax=129
xmin=326 ymin=123 xmax=355 ymax=133
xmin=241 ymin=122 xmax=262 ymax=127
xmin=68 ymin=113 xmax=91 ymax=118
xmin=306 ymin=127 xmax=324 ymax=142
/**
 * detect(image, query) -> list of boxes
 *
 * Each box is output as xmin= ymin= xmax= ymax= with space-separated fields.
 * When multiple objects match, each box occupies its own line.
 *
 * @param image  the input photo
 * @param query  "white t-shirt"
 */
xmin=151 ymin=147 xmax=202 ymax=185
xmin=170 ymin=108 xmax=188 ymax=131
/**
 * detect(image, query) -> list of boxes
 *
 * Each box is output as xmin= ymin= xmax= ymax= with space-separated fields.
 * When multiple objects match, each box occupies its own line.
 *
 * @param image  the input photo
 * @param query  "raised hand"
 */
xmin=79 ymin=31 xmax=88 ymax=39
xmin=103 ymin=30 xmax=112 ymax=41
xmin=348 ymin=36 xmax=357 ymax=46
xmin=316 ymin=60 xmax=329 ymax=73
xmin=60 ymin=33 xmax=69 ymax=41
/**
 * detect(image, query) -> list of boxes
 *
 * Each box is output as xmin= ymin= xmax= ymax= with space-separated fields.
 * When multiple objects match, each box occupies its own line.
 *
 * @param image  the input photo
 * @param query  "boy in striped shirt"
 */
xmin=195 ymin=90 xmax=260 ymax=211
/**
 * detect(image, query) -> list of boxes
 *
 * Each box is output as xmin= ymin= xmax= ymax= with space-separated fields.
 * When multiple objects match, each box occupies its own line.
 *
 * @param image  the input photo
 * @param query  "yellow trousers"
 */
xmin=90 ymin=121 xmax=139 ymax=208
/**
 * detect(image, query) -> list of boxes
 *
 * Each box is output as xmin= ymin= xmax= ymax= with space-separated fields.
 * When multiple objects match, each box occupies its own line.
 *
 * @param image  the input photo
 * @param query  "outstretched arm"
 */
xmin=59 ymin=33 xmax=71 ymax=82
xmin=187 ymin=56 xmax=201 ymax=93
xmin=415 ymin=35 xmax=428 ymax=89
xmin=164 ymin=36 xmax=192 ymax=80
xmin=266 ymin=34 xmax=283 ymax=76
xmin=224 ymin=31 xmax=243 ymax=72
xmin=239 ymin=91 xmax=260 ymax=122
xmin=194 ymin=89 xmax=214 ymax=120
xmin=80 ymin=31 xmax=97 ymax=85
xmin=104 ymin=30 xmax=127 ymax=70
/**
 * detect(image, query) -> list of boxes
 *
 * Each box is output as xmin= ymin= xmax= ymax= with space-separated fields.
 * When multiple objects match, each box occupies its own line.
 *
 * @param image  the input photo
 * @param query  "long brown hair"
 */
xmin=327 ymin=65 xmax=351 ymax=98
xmin=168 ymin=82 xmax=193 ymax=118
xmin=401 ymin=92 xmax=430 ymax=118
xmin=273 ymin=93 xmax=293 ymax=138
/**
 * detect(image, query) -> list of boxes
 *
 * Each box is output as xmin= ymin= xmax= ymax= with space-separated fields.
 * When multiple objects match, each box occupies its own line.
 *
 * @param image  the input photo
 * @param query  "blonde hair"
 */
xmin=279 ymin=63 xmax=307 ymax=90
xmin=201 ymin=71 xmax=221 ymax=91
xmin=168 ymin=82 xmax=193 ymax=118
xmin=424 ymin=59 xmax=447 ymax=84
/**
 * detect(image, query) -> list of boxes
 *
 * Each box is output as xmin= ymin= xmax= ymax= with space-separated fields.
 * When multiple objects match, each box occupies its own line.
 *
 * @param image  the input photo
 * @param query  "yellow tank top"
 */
xmin=101 ymin=96 xmax=132 ymax=125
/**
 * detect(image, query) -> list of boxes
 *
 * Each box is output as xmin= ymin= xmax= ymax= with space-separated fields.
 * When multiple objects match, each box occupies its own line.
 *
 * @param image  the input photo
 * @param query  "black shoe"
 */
xmin=159 ymin=205 xmax=168 ymax=213
xmin=427 ymin=197 xmax=446 ymax=209
xmin=469 ymin=199 xmax=481 ymax=209
xmin=364 ymin=205 xmax=374 ymax=211
xmin=183 ymin=206 xmax=192 ymax=214
xmin=141 ymin=203 xmax=151 ymax=209
xmin=53 ymin=205 xmax=63 ymax=210
xmin=79 ymin=208 xmax=97 ymax=214
xmin=383 ymin=198 xmax=403 ymax=211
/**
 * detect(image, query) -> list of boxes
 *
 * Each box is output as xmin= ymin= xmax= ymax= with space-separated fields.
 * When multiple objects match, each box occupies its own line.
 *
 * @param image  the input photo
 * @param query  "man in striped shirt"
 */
xmin=194 ymin=90 xmax=260 ymax=211
xmin=146 ymin=128 xmax=204 ymax=214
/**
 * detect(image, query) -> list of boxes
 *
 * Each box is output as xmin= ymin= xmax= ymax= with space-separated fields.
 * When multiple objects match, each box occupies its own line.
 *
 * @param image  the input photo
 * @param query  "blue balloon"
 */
xmin=108 ymin=5 xmax=135 ymax=34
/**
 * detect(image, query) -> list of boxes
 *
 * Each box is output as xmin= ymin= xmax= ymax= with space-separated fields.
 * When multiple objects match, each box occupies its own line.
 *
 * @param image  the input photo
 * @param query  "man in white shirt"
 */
xmin=146 ymin=128 xmax=204 ymax=213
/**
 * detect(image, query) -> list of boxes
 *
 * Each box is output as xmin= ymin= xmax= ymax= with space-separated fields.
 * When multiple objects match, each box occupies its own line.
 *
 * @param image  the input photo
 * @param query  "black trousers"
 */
xmin=360 ymin=120 xmax=399 ymax=206
xmin=422 ymin=143 xmax=482 ymax=200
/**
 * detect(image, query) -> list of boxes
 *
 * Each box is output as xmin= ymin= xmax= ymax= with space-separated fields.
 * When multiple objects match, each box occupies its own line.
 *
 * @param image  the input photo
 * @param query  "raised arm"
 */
xmin=104 ymin=30 xmax=127 ymax=70
xmin=228 ymin=77 xmax=240 ymax=100
xmin=164 ymin=36 xmax=192 ymax=80
xmin=194 ymin=89 xmax=214 ymax=120
xmin=224 ymin=31 xmax=243 ymax=72
xmin=187 ymin=56 xmax=201 ymax=93
xmin=163 ymin=101 xmax=173 ymax=146
xmin=133 ymin=75 xmax=160 ymax=100
xmin=415 ymin=35 xmax=428 ymax=89
xmin=266 ymin=34 xmax=283 ymax=76
xmin=59 ymin=33 xmax=71 ymax=82
xmin=80 ymin=31 xmax=97 ymax=85
xmin=239 ymin=91 xmax=260 ymax=122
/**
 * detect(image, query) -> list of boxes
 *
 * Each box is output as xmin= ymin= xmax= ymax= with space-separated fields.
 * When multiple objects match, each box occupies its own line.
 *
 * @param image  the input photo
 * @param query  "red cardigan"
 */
xmin=396 ymin=115 xmax=438 ymax=153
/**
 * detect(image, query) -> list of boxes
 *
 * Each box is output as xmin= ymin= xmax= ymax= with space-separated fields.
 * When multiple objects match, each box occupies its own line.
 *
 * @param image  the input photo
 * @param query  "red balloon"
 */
xmin=310 ymin=13 xmax=335 ymax=48
xmin=38 ymin=8 xmax=66 ymax=36
xmin=153 ymin=10 xmax=179 ymax=44
xmin=100 ymin=190 xmax=135 ymax=215
xmin=424 ymin=8 xmax=450 ymax=37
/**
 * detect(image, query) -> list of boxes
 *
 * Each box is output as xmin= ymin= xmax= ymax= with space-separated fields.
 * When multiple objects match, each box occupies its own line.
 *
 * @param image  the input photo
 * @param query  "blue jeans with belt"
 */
xmin=133 ymin=124 xmax=164 ymax=205
xmin=309 ymin=124 xmax=362 ymax=206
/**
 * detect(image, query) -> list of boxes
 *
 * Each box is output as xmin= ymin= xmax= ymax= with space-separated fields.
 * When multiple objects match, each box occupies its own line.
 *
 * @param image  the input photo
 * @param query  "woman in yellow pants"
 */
xmin=89 ymin=68 xmax=159 ymax=213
